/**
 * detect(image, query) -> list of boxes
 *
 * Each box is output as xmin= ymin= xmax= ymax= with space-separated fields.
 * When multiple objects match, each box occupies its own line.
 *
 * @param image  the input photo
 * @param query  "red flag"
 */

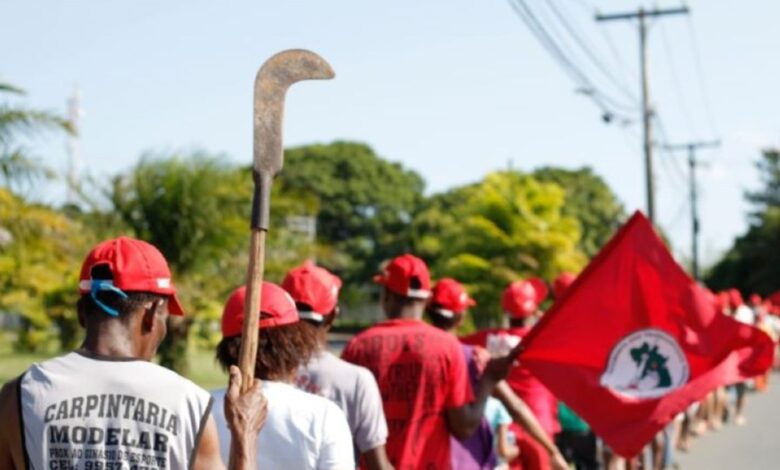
xmin=520 ymin=211 xmax=774 ymax=458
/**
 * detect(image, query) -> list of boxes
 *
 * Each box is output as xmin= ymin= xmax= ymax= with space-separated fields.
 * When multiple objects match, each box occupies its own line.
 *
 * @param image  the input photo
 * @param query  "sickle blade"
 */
xmin=253 ymin=49 xmax=335 ymax=176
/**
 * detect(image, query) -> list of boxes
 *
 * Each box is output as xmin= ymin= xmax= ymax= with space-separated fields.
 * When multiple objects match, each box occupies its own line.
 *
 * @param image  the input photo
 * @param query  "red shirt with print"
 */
xmin=460 ymin=327 xmax=560 ymax=436
xmin=342 ymin=318 xmax=474 ymax=470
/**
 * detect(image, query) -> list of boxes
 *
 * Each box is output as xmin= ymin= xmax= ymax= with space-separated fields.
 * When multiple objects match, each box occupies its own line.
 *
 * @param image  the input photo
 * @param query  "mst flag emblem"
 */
xmin=601 ymin=328 xmax=689 ymax=399
xmin=519 ymin=211 xmax=774 ymax=458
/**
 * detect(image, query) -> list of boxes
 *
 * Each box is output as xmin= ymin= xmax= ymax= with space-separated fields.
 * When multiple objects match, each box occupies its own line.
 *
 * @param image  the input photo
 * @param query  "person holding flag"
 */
xmin=426 ymin=278 xmax=568 ymax=470
xmin=341 ymin=254 xmax=520 ymax=470
xmin=282 ymin=261 xmax=392 ymax=470
xmin=460 ymin=278 xmax=560 ymax=470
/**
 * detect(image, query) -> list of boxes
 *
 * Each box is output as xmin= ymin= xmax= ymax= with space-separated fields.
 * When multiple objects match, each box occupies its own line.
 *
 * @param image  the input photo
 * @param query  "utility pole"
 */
xmin=665 ymin=140 xmax=720 ymax=280
xmin=596 ymin=6 xmax=689 ymax=224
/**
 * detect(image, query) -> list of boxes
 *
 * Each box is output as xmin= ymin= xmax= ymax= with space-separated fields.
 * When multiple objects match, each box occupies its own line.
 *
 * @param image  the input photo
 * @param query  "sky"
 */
xmin=3 ymin=0 xmax=779 ymax=268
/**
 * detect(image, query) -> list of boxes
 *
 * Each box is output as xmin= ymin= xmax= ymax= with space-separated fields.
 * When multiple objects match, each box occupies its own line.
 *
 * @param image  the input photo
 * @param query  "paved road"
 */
xmin=676 ymin=378 xmax=779 ymax=469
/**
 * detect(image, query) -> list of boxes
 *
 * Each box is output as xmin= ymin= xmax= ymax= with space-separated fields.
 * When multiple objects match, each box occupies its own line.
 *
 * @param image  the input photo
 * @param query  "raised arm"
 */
xmin=493 ymin=381 xmax=568 ymax=470
xmin=447 ymin=344 xmax=522 ymax=439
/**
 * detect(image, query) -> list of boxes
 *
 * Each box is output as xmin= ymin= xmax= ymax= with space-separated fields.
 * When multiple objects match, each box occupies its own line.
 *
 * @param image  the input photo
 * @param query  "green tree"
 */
xmin=0 ymin=82 xmax=72 ymax=189
xmin=0 ymin=189 xmax=92 ymax=351
xmin=108 ymin=152 xmax=315 ymax=373
xmin=707 ymin=149 xmax=780 ymax=296
xmin=533 ymin=166 xmax=625 ymax=257
xmin=278 ymin=141 xmax=425 ymax=283
xmin=414 ymin=171 xmax=587 ymax=327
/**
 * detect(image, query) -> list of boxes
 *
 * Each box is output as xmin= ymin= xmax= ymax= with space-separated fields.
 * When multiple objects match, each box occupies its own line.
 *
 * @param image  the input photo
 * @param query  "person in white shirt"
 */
xmin=211 ymin=280 xmax=355 ymax=470
xmin=282 ymin=261 xmax=391 ymax=470
xmin=0 ymin=237 xmax=267 ymax=470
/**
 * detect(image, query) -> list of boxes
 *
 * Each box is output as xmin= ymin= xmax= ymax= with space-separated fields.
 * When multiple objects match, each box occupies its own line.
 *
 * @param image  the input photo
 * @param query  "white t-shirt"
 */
xmin=212 ymin=380 xmax=354 ymax=470
xmin=19 ymin=351 xmax=212 ymax=470
xmin=734 ymin=305 xmax=756 ymax=325
xmin=296 ymin=351 xmax=388 ymax=454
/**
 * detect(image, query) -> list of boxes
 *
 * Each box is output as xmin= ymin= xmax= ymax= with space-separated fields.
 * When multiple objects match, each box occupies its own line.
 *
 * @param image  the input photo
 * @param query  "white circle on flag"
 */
xmin=600 ymin=328 xmax=689 ymax=399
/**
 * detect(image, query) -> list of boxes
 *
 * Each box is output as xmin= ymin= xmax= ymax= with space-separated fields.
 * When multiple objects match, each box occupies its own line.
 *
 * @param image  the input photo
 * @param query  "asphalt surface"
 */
xmin=675 ymin=378 xmax=779 ymax=469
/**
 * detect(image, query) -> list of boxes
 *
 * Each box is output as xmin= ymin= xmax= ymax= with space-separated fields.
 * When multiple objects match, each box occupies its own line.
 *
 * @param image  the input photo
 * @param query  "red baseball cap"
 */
xmin=282 ymin=260 xmax=342 ymax=321
xmin=222 ymin=281 xmax=299 ymax=337
xmin=373 ymin=254 xmax=431 ymax=299
xmin=78 ymin=237 xmax=184 ymax=316
xmin=430 ymin=278 xmax=476 ymax=317
xmin=728 ymin=288 xmax=744 ymax=309
xmin=502 ymin=280 xmax=542 ymax=318
xmin=552 ymin=272 xmax=577 ymax=299
xmin=749 ymin=294 xmax=762 ymax=306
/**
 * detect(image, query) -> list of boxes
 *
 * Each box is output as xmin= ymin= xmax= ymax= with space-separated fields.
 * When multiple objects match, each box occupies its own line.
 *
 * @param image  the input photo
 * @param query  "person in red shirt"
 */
xmin=342 ymin=254 xmax=519 ymax=470
xmin=460 ymin=279 xmax=559 ymax=470
xmin=427 ymin=278 xmax=569 ymax=470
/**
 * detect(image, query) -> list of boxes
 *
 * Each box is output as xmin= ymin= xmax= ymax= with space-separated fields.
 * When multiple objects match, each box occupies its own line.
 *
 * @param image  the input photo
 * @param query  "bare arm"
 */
xmin=493 ymin=381 xmax=568 ymax=470
xmin=496 ymin=424 xmax=520 ymax=461
xmin=192 ymin=416 xmax=227 ymax=470
xmin=0 ymin=379 xmax=24 ymax=470
xmin=446 ymin=372 xmax=499 ymax=439
xmin=362 ymin=446 xmax=394 ymax=470
xmin=224 ymin=365 xmax=268 ymax=470
xmin=447 ymin=344 xmax=523 ymax=439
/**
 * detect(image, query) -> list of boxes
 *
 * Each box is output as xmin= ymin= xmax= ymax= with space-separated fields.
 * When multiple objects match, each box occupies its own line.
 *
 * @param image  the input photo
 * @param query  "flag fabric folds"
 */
xmin=520 ymin=211 xmax=774 ymax=458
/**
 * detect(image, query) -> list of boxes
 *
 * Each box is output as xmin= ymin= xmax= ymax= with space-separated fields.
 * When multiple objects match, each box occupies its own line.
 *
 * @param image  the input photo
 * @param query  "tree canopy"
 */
xmin=533 ymin=166 xmax=625 ymax=257
xmin=413 ymin=171 xmax=587 ymax=326
xmin=278 ymin=141 xmax=425 ymax=283
xmin=706 ymin=149 xmax=780 ymax=296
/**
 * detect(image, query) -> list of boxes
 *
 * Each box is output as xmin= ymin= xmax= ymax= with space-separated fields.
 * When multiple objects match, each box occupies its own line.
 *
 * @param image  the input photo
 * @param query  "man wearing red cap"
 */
xmin=461 ymin=278 xmax=559 ymax=470
xmin=341 ymin=254 xmax=520 ymax=470
xmin=426 ymin=278 xmax=568 ymax=470
xmin=0 ymin=237 xmax=267 ymax=470
xmin=212 ymin=280 xmax=354 ymax=470
xmin=282 ymin=261 xmax=391 ymax=470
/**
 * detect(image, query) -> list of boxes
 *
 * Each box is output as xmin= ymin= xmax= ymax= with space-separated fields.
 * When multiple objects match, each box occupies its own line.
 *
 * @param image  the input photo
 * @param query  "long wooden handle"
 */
xmin=237 ymin=228 xmax=267 ymax=393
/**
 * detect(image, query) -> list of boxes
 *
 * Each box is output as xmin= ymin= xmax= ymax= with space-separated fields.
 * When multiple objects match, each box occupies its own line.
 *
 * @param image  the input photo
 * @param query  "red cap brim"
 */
xmin=168 ymin=294 xmax=185 ymax=316
xmin=373 ymin=274 xmax=387 ymax=285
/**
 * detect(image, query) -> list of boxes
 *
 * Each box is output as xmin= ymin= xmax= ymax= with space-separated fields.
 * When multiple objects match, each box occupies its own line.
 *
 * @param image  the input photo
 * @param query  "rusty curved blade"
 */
xmin=253 ymin=49 xmax=335 ymax=177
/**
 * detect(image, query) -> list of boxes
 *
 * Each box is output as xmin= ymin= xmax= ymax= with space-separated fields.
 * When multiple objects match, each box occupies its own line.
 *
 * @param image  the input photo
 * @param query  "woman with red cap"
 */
xmin=461 ymin=278 xmax=560 ymax=470
xmin=211 ymin=281 xmax=354 ymax=469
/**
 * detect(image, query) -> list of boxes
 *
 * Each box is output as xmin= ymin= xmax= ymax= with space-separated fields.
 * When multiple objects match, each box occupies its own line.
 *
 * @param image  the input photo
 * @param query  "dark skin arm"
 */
xmin=224 ymin=365 xmax=268 ymax=470
xmin=0 ymin=378 xmax=24 ymax=470
xmin=362 ymin=446 xmax=394 ymax=470
xmin=191 ymin=365 xmax=268 ymax=469
xmin=446 ymin=344 xmax=523 ymax=440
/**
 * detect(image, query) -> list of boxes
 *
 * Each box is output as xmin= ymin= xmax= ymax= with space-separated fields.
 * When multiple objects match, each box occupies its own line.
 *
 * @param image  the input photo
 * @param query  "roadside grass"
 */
xmin=0 ymin=332 xmax=227 ymax=390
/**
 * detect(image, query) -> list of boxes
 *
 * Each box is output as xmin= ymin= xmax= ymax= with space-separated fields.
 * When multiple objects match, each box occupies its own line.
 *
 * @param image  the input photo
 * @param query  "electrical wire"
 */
xmin=542 ymin=0 xmax=639 ymax=103
xmin=659 ymin=20 xmax=698 ymax=139
xmin=685 ymin=16 xmax=721 ymax=139
xmin=505 ymin=0 xmax=639 ymax=116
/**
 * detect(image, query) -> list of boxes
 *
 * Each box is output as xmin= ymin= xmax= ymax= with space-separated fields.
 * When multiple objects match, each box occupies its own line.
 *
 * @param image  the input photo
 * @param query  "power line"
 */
xmin=664 ymin=140 xmax=721 ymax=279
xmin=655 ymin=116 xmax=688 ymax=185
xmin=685 ymin=16 xmax=721 ymax=138
xmin=596 ymin=5 xmax=690 ymax=224
xmin=542 ymin=0 xmax=638 ymax=103
xmin=505 ymin=0 xmax=639 ymax=116
xmin=658 ymin=21 xmax=698 ymax=138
